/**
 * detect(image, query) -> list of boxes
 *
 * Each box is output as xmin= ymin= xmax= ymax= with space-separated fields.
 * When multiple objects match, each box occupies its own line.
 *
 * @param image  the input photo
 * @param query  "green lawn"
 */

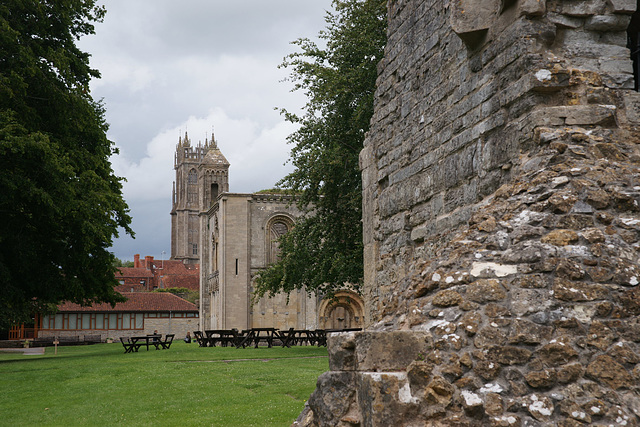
xmin=0 ymin=342 xmax=328 ymax=426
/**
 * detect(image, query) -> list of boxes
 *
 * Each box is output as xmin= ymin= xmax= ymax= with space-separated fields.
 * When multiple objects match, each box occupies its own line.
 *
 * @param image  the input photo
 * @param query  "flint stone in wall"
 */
xmin=508 ymin=319 xmax=553 ymax=345
xmin=511 ymin=288 xmax=553 ymax=317
xmin=466 ymin=279 xmax=507 ymax=302
xmin=487 ymin=345 xmax=533 ymax=365
xmin=536 ymin=338 xmax=580 ymax=366
xmin=586 ymin=354 xmax=633 ymax=389
xmin=552 ymin=277 xmax=610 ymax=301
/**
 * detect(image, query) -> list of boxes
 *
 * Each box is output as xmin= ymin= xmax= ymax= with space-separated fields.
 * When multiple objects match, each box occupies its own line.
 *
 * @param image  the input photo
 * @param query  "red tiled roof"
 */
xmin=161 ymin=275 xmax=199 ymax=290
xmin=153 ymin=260 xmax=199 ymax=275
xmin=57 ymin=292 xmax=198 ymax=313
xmin=116 ymin=267 xmax=153 ymax=278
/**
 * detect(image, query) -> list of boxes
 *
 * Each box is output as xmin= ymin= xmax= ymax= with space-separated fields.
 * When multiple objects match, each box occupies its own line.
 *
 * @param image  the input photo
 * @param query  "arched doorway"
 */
xmin=318 ymin=290 xmax=364 ymax=330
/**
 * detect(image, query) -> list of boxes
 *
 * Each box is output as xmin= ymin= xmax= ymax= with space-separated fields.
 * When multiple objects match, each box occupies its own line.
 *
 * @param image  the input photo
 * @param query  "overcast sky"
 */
xmin=78 ymin=1 xmax=333 ymax=262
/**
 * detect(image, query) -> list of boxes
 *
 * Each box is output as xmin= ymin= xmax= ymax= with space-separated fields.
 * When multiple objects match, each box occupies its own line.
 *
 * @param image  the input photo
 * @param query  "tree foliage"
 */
xmin=0 ymin=1 xmax=133 ymax=328
xmin=254 ymin=0 xmax=387 ymax=298
xmin=112 ymin=257 xmax=134 ymax=268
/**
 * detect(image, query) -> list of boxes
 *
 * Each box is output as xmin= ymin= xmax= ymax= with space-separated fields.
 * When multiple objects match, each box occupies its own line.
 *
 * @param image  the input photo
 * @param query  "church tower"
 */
xmin=170 ymin=130 xmax=229 ymax=264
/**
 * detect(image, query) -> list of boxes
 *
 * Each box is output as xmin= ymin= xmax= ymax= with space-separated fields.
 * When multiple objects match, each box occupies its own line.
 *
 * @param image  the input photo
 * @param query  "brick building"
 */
xmin=115 ymin=254 xmax=199 ymax=293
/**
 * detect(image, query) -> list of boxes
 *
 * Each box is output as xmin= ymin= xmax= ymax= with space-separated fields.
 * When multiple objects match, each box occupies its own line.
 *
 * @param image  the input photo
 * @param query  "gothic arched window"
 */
xmin=266 ymin=216 xmax=293 ymax=265
xmin=187 ymin=169 xmax=198 ymax=205
xmin=187 ymin=169 xmax=198 ymax=184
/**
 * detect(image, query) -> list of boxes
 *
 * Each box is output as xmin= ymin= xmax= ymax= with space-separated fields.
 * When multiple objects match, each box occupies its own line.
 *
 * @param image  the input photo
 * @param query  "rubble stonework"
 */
xmin=297 ymin=0 xmax=640 ymax=425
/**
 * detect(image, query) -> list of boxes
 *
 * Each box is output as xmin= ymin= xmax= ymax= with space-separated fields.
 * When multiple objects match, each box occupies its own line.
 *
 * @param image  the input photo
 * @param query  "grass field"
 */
xmin=0 ymin=342 xmax=328 ymax=426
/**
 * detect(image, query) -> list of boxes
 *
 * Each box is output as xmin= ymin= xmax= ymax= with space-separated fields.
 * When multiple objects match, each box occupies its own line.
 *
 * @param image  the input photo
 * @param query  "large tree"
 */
xmin=0 ymin=1 xmax=133 ymax=328
xmin=254 ymin=0 xmax=387 ymax=298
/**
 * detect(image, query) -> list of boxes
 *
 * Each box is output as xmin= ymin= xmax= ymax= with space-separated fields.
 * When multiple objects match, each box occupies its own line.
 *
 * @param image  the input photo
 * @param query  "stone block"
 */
xmin=358 ymin=372 xmax=419 ymax=427
xmin=328 ymin=332 xmax=357 ymax=371
xmin=607 ymin=0 xmax=637 ymax=13
xmin=585 ymin=14 xmax=631 ymax=31
xmin=538 ymin=105 xmax=617 ymax=126
xmin=355 ymin=331 xmax=433 ymax=372
xmin=547 ymin=12 xmax=584 ymax=28
xmin=450 ymin=0 xmax=500 ymax=47
xmin=519 ymin=0 xmax=546 ymax=16
xmin=623 ymin=92 xmax=640 ymax=124
xmin=307 ymin=371 xmax=357 ymax=427
xmin=559 ymin=0 xmax=607 ymax=17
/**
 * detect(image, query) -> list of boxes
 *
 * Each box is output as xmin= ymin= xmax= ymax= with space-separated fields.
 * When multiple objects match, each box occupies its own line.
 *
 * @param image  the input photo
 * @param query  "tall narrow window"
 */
xmin=187 ymin=169 xmax=198 ymax=205
xmin=211 ymin=183 xmax=219 ymax=203
xmin=268 ymin=219 xmax=290 ymax=264
xmin=187 ymin=169 xmax=198 ymax=184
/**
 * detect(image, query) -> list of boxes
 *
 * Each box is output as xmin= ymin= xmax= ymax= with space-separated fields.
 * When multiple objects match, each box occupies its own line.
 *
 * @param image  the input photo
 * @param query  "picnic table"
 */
xmin=121 ymin=334 xmax=174 ymax=353
xmin=204 ymin=330 xmax=237 ymax=347
xmin=194 ymin=331 xmax=207 ymax=347
xmin=281 ymin=329 xmax=319 ymax=347
xmin=235 ymin=328 xmax=282 ymax=348
xmin=130 ymin=334 xmax=162 ymax=351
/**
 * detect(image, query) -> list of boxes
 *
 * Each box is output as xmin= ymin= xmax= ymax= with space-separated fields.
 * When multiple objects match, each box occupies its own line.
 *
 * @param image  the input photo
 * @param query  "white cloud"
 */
xmin=78 ymin=0 xmax=333 ymax=260
xmin=113 ymin=107 xmax=296 ymax=201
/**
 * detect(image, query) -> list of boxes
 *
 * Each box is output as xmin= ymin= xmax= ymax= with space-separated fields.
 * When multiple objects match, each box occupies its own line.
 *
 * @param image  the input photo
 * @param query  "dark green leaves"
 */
xmin=0 ymin=1 xmax=131 ymax=328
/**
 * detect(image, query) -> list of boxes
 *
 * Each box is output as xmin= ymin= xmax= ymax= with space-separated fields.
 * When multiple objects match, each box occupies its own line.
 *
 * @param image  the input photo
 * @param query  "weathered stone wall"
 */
xmin=361 ymin=0 xmax=638 ymax=326
xmin=300 ymin=0 xmax=640 ymax=425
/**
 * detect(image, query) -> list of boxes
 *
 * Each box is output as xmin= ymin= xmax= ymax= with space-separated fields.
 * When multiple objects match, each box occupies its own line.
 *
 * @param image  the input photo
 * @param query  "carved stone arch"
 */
xmin=318 ymin=290 xmax=364 ymax=330
xmin=265 ymin=214 xmax=295 ymax=265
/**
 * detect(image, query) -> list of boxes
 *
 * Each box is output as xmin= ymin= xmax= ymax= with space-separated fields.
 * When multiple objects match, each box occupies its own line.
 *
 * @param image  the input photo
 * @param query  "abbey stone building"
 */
xmin=170 ymin=132 xmax=364 ymax=331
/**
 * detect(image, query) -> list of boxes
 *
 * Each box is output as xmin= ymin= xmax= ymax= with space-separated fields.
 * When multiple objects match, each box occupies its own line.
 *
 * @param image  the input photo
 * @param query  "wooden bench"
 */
xmin=83 ymin=334 xmax=102 ymax=344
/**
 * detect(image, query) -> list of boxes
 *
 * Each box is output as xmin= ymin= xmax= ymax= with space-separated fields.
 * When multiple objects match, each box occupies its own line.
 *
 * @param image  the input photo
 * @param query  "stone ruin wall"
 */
xmin=298 ymin=0 xmax=640 ymax=426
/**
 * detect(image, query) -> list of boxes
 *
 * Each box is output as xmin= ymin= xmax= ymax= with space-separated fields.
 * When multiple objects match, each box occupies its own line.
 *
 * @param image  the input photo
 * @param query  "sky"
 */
xmin=78 ymin=1 xmax=334 ymax=262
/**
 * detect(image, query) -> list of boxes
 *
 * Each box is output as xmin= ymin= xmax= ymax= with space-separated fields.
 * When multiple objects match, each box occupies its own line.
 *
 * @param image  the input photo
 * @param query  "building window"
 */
xmin=188 ymin=169 xmax=198 ymax=184
xmin=267 ymin=216 xmax=293 ymax=264
xmin=192 ymin=243 xmax=198 ymax=255
xmin=41 ymin=313 xmax=143 ymax=330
